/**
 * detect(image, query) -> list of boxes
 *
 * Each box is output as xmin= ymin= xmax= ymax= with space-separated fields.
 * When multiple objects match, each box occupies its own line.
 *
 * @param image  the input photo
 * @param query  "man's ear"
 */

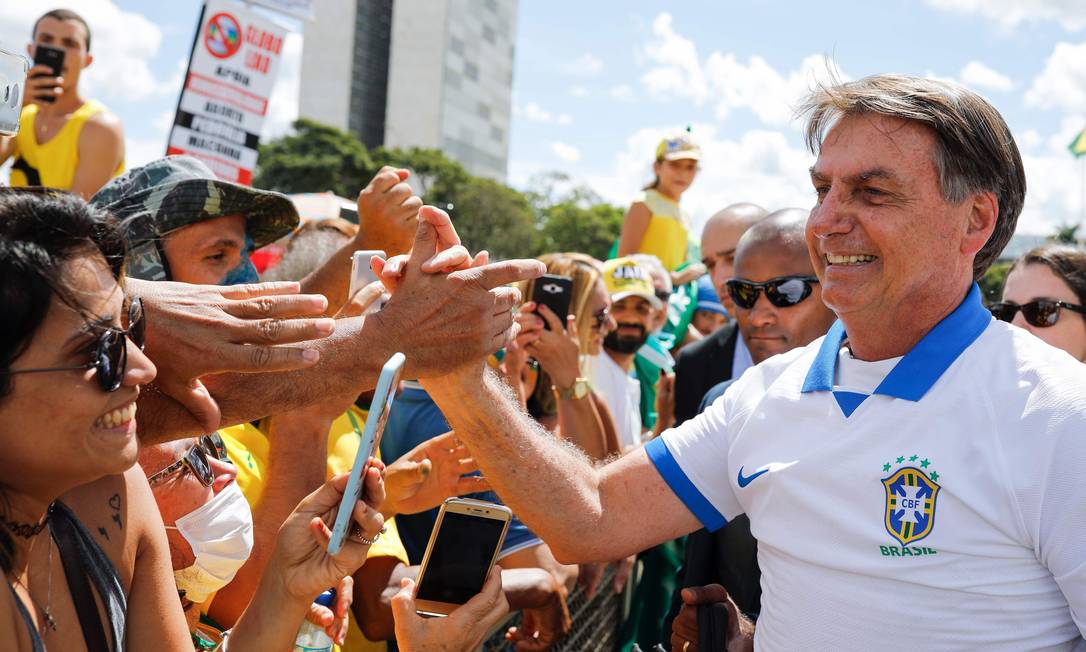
xmin=961 ymin=190 xmax=998 ymax=258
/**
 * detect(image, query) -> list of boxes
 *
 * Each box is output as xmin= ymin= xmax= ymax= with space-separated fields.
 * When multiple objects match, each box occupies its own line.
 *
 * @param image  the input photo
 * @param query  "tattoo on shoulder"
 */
xmin=108 ymin=493 xmax=123 ymax=530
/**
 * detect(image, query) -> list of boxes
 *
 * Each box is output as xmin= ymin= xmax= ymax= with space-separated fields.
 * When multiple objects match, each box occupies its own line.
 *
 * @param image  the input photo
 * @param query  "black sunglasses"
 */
xmin=726 ymin=276 xmax=819 ymax=310
xmin=989 ymin=299 xmax=1086 ymax=328
xmin=9 ymin=298 xmax=145 ymax=392
xmin=147 ymin=435 xmax=230 ymax=488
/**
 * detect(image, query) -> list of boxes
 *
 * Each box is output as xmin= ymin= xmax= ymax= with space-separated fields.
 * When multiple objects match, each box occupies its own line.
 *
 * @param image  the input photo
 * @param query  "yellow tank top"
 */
xmin=10 ymin=100 xmax=124 ymax=189
xmin=632 ymin=188 xmax=690 ymax=271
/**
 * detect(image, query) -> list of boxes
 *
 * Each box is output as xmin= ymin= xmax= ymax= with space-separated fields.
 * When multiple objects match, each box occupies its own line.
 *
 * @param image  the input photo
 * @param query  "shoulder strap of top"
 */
xmin=7 ymin=583 xmax=45 ymax=652
xmin=50 ymin=501 xmax=126 ymax=652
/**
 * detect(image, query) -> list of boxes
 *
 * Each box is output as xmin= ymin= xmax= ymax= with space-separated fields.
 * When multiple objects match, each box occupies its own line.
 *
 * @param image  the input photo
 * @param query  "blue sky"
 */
xmin=3 ymin=0 xmax=1085 ymax=235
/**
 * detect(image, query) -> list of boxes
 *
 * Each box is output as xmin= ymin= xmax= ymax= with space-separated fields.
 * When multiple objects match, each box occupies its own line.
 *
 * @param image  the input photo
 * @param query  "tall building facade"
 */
xmin=299 ymin=0 xmax=516 ymax=180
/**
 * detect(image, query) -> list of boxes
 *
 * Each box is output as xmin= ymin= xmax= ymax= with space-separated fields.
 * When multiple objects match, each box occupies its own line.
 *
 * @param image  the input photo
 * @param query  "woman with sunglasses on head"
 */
xmin=993 ymin=244 xmax=1086 ymax=362
xmin=0 ymin=191 xmax=386 ymax=651
xmin=504 ymin=253 xmax=621 ymax=462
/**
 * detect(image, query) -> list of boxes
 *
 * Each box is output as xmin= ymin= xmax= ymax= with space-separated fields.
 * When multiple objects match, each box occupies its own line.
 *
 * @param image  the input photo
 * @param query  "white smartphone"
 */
xmin=326 ymin=351 xmax=405 ymax=556
xmin=0 ymin=48 xmax=29 ymax=136
xmin=413 ymin=498 xmax=512 ymax=617
xmin=349 ymin=249 xmax=386 ymax=315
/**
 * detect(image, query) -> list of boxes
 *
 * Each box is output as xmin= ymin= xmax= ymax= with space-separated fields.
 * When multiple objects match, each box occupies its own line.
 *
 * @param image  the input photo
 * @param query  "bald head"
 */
xmin=735 ymin=208 xmax=810 ymax=265
xmin=701 ymin=203 xmax=769 ymax=307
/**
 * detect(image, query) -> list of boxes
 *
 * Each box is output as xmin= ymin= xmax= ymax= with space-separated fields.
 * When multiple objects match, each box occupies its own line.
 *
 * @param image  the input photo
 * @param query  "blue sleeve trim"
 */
xmin=645 ymin=437 xmax=728 ymax=532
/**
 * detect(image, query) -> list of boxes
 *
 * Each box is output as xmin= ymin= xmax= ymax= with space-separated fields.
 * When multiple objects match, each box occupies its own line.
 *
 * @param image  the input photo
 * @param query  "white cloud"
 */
xmin=610 ymin=84 xmax=635 ymax=103
xmin=583 ymin=123 xmax=817 ymax=236
xmin=959 ymin=61 xmax=1014 ymax=92
xmin=924 ymin=0 xmax=1086 ymax=31
xmin=639 ymin=12 xmax=845 ymax=128
xmin=569 ymin=85 xmax=589 ymax=98
xmin=1018 ymin=128 xmax=1043 ymax=151
xmin=1025 ymin=41 xmax=1086 ymax=111
xmin=260 ymin=31 xmax=302 ymax=141
xmin=520 ymin=101 xmax=573 ymax=125
xmin=564 ymin=52 xmax=603 ymax=77
xmin=550 ymin=141 xmax=581 ymax=163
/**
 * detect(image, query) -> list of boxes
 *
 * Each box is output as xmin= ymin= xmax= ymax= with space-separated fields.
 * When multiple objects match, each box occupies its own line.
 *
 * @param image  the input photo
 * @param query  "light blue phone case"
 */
xmin=327 ymin=351 xmax=405 ymax=556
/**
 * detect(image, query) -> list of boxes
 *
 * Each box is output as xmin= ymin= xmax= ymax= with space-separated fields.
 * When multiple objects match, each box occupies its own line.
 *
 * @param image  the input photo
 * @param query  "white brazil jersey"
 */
xmin=646 ymin=285 xmax=1086 ymax=651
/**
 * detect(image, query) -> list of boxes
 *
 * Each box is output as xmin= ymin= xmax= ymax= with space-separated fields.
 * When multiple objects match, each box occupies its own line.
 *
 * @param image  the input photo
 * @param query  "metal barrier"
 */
xmin=482 ymin=564 xmax=626 ymax=651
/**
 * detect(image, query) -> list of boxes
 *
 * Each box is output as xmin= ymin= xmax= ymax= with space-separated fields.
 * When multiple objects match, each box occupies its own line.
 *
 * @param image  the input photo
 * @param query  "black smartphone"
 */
xmin=530 ymin=274 xmax=573 ymax=330
xmin=33 ymin=44 xmax=64 ymax=104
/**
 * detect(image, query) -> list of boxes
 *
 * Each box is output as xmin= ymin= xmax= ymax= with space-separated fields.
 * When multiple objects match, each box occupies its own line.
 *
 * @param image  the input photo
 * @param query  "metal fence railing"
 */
xmin=482 ymin=564 xmax=627 ymax=652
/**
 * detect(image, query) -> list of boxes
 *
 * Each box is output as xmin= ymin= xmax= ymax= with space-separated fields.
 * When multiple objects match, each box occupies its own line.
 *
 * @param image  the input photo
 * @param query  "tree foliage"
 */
xmin=979 ymin=260 xmax=1012 ymax=304
xmin=1049 ymin=223 xmax=1082 ymax=245
xmin=254 ymin=120 xmax=625 ymax=261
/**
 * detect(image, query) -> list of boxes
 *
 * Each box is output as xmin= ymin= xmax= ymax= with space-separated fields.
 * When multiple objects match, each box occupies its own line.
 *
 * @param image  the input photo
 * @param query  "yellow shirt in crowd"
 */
xmin=217 ymin=405 xmax=408 ymax=652
xmin=10 ymin=100 xmax=124 ymax=189
xmin=633 ymin=188 xmax=690 ymax=272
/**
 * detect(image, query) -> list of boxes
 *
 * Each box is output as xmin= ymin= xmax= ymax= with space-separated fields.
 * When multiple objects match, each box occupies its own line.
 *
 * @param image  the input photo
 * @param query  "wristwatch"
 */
xmin=554 ymin=377 xmax=591 ymax=400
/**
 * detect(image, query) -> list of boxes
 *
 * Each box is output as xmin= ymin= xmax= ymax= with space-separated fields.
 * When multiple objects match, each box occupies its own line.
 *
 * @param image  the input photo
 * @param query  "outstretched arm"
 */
xmin=423 ymin=366 xmax=700 ymax=564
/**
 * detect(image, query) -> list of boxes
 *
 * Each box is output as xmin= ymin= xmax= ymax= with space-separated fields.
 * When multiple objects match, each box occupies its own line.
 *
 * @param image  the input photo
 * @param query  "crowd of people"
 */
xmin=2 ymin=8 xmax=1085 ymax=652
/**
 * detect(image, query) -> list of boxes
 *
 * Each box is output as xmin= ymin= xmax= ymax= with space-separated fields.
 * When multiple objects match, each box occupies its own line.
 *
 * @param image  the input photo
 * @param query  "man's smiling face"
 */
xmin=806 ymin=114 xmax=976 ymax=324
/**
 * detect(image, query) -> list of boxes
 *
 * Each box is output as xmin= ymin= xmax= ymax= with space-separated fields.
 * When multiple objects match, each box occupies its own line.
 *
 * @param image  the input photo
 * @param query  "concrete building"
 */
xmin=299 ymin=0 xmax=516 ymax=180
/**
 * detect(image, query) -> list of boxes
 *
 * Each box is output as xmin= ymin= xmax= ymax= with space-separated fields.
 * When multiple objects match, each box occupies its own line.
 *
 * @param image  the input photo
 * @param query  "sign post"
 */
xmin=167 ymin=0 xmax=288 ymax=185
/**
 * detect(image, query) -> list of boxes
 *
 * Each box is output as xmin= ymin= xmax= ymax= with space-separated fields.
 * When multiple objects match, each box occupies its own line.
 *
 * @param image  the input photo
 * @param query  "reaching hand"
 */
xmin=505 ymin=574 xmax=571 ymax=652
xmin=392 ymin=566 xmax=510 ymax=652
xmin=336 ymin=280 xmax=387 ymax=319
xmin=356 ymin=167 xmax=424 ymax=257
xmin=131 ymin=279 xmax=334 ymax=431
xmin=521 ymin=305 xmax=582 ymax=390
xmin=369 ymin=205 xmax=544 ymax=380
xmin=303 ymin=575 xmax=353 ymax=646
xmin=672 ymin=263 xmax=708 ymax=287
xmin=383 ymin=432 xmax=490 ymax=516
xmin=269 ymin=465 xmax=386 ymax=603
xmin=671 ymin=583 xmax=755 ymax=652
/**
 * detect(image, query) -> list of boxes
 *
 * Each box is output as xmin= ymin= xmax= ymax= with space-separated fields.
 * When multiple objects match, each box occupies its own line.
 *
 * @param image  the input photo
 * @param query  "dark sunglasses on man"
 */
xmin=726 ymin=276 xmax=819 ymax=310
xmin=9 ymin=297 xmax=145 ymax=392
xmin=989 ymin=299 xmax=1086 ymax=328
xmin=147 ymin=434 xmax=231 ymax=488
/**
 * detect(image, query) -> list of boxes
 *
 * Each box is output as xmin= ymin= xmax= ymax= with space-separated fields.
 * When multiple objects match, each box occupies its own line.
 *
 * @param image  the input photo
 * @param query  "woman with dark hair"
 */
xmin=0 ymin=190 xmax=387 ymax=651
xmin=993 ymin=244 xmax=1086 ymax=362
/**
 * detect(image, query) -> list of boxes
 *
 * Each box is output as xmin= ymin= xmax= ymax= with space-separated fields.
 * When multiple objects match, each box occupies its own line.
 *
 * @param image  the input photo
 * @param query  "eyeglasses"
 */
xmin=591 ymin=307 xmax=611 ymax=331
xmin=9 ymin=297 xmax=145 ymax=392
xmin=654 ymin=289 xmax=671 ymax=305
xmin=147 ymin=435 xmax=230 ymax=488
xmin=726 ymin=276 xmax=819 ymax=310
xmin=989 ymin=299 xmax=1086 ymax=328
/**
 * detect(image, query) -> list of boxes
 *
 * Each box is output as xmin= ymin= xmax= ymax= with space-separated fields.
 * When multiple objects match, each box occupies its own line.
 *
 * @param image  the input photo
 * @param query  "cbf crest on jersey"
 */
xmin=882 ymin=466 xmax=940 ymax=546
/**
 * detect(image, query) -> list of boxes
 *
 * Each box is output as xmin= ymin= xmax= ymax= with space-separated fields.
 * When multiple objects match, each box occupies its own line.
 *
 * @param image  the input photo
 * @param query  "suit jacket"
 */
xmin=673 ymin=322 xmax=739 ymax=426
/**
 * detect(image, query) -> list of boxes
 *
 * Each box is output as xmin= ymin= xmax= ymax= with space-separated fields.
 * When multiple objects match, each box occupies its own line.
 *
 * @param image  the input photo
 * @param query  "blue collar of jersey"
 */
xmin=801 ymin=283 xmax=991 ymax=402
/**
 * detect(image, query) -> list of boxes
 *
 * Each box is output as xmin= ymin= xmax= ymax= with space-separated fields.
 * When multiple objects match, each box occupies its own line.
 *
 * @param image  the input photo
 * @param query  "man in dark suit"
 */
xmin=673 ymin=202 xmax=767 ymax=425
xmin=666 ymin=209 xmax=837 ymax=649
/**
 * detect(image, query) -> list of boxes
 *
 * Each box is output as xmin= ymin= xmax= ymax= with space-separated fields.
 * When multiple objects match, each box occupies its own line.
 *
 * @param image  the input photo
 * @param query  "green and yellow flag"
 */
xmin=1070 ymin=126 xmax=1086 ymax=157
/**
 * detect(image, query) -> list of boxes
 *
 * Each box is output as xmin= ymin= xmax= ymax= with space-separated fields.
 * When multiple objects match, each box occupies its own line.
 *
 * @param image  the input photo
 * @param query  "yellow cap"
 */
xmin=602 ymin=257 xmax=663 ymax=309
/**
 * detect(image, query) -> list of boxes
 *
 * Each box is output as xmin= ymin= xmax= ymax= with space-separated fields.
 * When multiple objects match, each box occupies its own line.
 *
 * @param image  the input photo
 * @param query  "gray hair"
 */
xmin=797 ymin=74 xmax=1026 ymax=279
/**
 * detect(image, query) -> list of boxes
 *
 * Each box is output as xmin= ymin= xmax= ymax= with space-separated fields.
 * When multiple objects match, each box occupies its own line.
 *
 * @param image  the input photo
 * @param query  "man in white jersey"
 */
xmin=407 ymin=74 xmax=1086 ymax=651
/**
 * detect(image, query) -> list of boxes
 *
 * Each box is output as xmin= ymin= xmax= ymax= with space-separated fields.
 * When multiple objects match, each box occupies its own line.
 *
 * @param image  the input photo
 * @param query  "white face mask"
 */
xmin=166 ymin=481 xmax=253 ymax=603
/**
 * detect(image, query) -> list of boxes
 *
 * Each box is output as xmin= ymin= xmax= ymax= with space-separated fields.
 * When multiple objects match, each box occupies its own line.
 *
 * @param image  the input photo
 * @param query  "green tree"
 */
xmin=448 ymin=176 xmax=541 ymax=259
xmin=253 ymin=119 xmax=372 ymax=198
xmin=1049 ymin=223 xmax=1082 ymax=245
xmin=540 ymin=200 xmax=624 ymax=260
xmin=979 ymin=260 xmax=1012 ymax=304
xmin=367 ymin=146 xmax=471 ymax=207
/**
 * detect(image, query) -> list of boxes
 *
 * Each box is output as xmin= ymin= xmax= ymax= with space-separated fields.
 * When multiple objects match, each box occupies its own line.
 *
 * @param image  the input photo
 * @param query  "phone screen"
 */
xmin=415 ymin=513 xmax=506 ymax=604
xmin=0 ymin=49 xmax=28 ymax=136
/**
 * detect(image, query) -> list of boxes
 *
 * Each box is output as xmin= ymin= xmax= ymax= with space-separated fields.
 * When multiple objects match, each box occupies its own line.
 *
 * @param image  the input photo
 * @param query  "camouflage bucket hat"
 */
xmin=90 ymin=155 xmax=299 ymax=253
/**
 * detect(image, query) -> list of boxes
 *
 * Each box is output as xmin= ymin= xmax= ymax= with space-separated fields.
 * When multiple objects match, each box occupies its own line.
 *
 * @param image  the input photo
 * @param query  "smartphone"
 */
xmin=529 ymin=274 xmax=573 ymax=330
xmin=326 ymin=351 xmax=405 ymax=556
xmin=0 ymin=48 xmax=29 ymax=136
xmin=32 ymin=45 xmax=64 ymax=104
xmin=413 ymin=498 xmax=512 ymax=617
xmin=349 ymin=249 xmax=386 ymax=315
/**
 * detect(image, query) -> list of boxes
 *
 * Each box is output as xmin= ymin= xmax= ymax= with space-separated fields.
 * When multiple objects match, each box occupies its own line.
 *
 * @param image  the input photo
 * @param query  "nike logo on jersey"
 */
xmin=737 ymin=461 xmax=798 ymax=487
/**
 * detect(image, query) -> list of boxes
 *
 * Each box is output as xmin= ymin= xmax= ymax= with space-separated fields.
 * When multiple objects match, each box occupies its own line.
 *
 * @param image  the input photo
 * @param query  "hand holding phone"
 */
xmin=413 ymin=498 xmax=512 ymax=617
xmin=326 ymin=352 xmax=405 ymax=555
xmin=529 ymin=274 xmax=573 ymax=331
xmin=31 ymin=44 xmax=64 ymax=104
